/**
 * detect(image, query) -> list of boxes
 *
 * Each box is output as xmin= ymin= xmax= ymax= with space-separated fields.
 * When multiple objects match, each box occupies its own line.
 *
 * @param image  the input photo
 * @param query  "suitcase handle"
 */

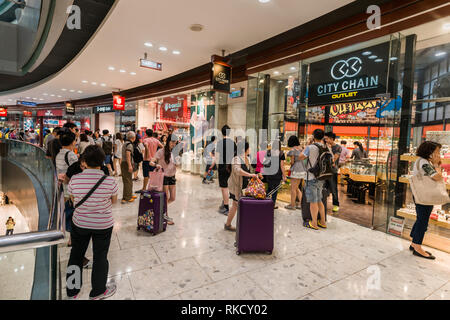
xmin=266 ymin=183 xmax=284 ymax=198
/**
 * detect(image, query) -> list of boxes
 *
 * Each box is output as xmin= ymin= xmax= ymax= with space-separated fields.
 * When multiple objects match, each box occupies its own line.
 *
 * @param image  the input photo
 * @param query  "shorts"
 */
xmin=163 ymin=176 xmax=176 ymax=186
xmin=305 ymin=179 xmax=324 ymax=203
xmin=290 ymin=171 xmax=307 ymax=180
xmin=105 ymin=155 xmax=113 ymax=165
xmin=143 ymin=161 xmax=155 ymax=178
xmin=229 ymin=193 xmax=238 ymax=202
xmin=218 ymin=166 xmax=231 ymax=188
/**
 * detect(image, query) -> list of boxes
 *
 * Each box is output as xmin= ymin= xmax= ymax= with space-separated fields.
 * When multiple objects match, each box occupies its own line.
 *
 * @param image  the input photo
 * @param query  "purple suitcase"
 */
xmin=137 ymin=191 xmax=167 ymax=235
xmin=235 ymin=197 xmax=274 ymax=255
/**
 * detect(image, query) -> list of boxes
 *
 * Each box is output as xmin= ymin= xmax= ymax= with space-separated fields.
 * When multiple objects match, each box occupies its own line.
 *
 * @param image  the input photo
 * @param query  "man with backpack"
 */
xmin=121 ymin=131 xmax=138 ymax=204
xmin=297 ymin=129 xmax=333 ymax=230
xmin=101 ymin=130 xmax=115 ymax=176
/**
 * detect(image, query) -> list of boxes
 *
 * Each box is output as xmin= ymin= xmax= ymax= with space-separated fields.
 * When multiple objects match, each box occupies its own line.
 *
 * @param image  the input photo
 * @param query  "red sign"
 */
xmin=161 ymin=95 xmax=187 ymax=120
xmin=0 ymin=108 xmax=7 ymax=117
xmin=23 ymin=111 xmax=32 ymax=117
xmin=113 ymin=95 xmax=125 ymax=111
xmin=37 ymin=109 xmax=63 ymax=117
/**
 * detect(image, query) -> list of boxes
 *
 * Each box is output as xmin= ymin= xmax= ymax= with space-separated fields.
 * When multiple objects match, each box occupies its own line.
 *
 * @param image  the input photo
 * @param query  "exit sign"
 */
xmin=140 ymin=59 xmax=162 ymax=71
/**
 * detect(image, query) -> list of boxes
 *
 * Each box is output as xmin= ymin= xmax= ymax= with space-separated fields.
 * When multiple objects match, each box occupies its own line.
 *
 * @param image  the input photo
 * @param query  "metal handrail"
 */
xmin=0 ymin=139 xmax=65 ymax=253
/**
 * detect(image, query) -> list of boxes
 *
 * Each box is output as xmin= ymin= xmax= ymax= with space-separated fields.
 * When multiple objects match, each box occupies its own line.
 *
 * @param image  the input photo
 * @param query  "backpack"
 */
xmin=101 ymin=137 xmax=113 ymax=155
xmin=126 ymin=142 xmax=143 ymax=164
xmin=307 ymin=143 xmax=334 ymax=181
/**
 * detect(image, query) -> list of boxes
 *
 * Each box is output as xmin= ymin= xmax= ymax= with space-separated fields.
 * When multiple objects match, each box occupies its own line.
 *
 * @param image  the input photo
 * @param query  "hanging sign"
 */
xmin=17 ymin=100 xmax=37 ymax=107
xmin=309 ymin=41 xmax=391 ymax=106
xmin=0 ymin=108 xmax=7 ymax=117
xmin=113 ymin=95 xmax=125 ymax=111
xmin=65 ymin=102 xmax=75 ymax=115
xmin=212 ymin=61 xmax=232 ymax=93
xmin=93 ymin=105 xmax=114 ymax=114
xmin=23 ymin=110 xmax=32 ymax=117
xmin=140 ymin=59 xmax=162 ymax=71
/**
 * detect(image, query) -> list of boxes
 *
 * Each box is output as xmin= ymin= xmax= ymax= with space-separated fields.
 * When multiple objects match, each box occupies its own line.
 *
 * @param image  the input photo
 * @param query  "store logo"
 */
xmin=218 ymin=72 xmax=226 ymax=80
xmin=331 ymin=57 xmax=362 ymax=80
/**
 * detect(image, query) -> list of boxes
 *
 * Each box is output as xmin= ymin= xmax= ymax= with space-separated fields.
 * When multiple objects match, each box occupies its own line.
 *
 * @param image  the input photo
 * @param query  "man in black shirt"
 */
xmin=324 ymin=132 xmax=342 ymax=213
xmin=215 ymin=125 xmax=236 ymax=215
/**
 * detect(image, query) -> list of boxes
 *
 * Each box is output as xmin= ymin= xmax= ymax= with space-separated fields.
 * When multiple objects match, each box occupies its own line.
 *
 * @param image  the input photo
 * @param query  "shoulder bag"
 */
xmin=409 ymin=161 xmax=450 ymax=205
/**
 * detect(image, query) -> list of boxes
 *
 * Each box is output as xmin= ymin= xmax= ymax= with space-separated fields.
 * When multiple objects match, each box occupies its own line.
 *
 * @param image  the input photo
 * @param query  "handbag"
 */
xmin=147 ymin=168 xmax=165 ymax=192
xmin=243 ymin=177 xmax=267 ymax=200
xmin=409 ymin=160 xmax=450 ymax=206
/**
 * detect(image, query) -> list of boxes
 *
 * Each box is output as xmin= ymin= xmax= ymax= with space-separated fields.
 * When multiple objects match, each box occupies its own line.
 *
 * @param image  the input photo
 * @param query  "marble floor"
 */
xmin=57 ymin=172 xmax=450 ymax=300
xmin=0 ymin=205 xmax=35 ymax=300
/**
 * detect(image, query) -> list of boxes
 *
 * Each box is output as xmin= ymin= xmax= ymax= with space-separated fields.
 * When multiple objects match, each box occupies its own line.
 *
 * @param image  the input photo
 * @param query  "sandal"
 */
xmin=305 ymin=221 xmax=319 ymax=230
xmin=285 ymin=205 xmax=296 ymax=210
xmin=224 ymin=224 xmax=236 ymax=232
xmin=318 ymin=221 xmax=327 ymax=229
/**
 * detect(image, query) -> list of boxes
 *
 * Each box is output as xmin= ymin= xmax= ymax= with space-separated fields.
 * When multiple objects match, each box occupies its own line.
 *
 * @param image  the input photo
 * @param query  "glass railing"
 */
xmin=0 ymin=139 xmax=64 ymax=300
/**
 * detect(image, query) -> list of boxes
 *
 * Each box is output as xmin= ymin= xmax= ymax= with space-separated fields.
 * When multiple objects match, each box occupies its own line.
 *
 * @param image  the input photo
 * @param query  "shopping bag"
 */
xmin=243 ymin=177 xmax=266 ymax=200
xmin=147 ymin=168 xmax=164 ymax=192
xmin=409 ymin=161 xmax=450 ymax=206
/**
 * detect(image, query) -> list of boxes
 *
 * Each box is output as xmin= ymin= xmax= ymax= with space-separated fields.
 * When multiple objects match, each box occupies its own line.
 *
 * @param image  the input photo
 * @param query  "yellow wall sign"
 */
xmin=329 ymin=100 xmax=379 ymax=117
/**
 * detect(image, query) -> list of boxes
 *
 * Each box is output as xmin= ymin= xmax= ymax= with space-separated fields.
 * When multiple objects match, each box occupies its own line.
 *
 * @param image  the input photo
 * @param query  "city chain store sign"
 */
xmin=65 ymin=102 xmax=75 ymax=115
xmin=309 ymin=41 xmax=390 ymax=106
xmin=212 ymin=61 xmax=232 ymax=93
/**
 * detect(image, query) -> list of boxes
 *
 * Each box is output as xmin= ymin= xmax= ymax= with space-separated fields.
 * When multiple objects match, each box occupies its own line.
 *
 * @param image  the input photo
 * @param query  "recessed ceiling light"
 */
xmin=69 ymin=90 xmax=75 ymax=92
xmin=362 ymin=51 xmax=372 ymax=56
xmin=61 ymin=88 xmax=67 ymax=91
xmin=390 ymin=57 xmax=398 ymax=61
xmin=77 ymin=91 xmax=83 ymax=93
xmin=144 ymin=42 xmax=153 ymax=47
xmin=91 ymin=82 xmax=97 ymax=85
xmin=32 ymin=98 xmax=37 ymax=100
xmin=39 ymin=99 xmax=44 ymax=101
xmin=435 ymin=51 xmax=447 ymax=57
xmin=375 ymin=58 xmax=383 ymax=62
xmin=101 ymin=83 xmax=106 ymax=87
xmin=130 ymin=72 xmax=136 ymax=75
xmin=159 ymin=47 xmax=167 ymax=51
xmin=369 ymin=55 xmax=377 ymax=59
xmin=43 ymin=93 xmax=48 ymax=96
xmin=108 ymin=66 xmax=115 ymax=71
xmin=57 ymin=95 xmax=62 ymax=98
xmin=189 ymin=24 xmax=204 ymax=32
xmin=119 ymin=69 xmax=126 ymax=73
xmin=8 ymin=99 xmax=12 ymax=101
xmin=290 ymin=67 xmax=296 ymax=71
xmin=50 ymin=94 xmax=55 ymax=97
xmin=443 ymin=23 xmax=450 ymax=30
xmin=259 ymin=0 xmax=271 ymax=3
xmin=172 ymin=50 xmax=181 ymax=55
xmin=82 ymin=80 xmax=88 ymax=83
xmin=273 ymin=71 xmax=280 ymax=75
xmin=26 ymin=97 xmax=30 ymax=99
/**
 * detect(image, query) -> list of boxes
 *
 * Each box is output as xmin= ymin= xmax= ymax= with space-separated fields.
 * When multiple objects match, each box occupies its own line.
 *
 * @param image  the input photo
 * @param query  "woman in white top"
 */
xmin=410 ymin=141 xmax=444 ymax=260
xmin=78 ymin=133 xmax=90 ymax=155
xmin=113 ymin=132 xmax=124 ymax=177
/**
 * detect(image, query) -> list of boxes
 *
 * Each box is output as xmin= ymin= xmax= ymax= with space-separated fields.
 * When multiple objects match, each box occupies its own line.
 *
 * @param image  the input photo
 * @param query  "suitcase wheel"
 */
xmin=236 ymin=251 xmax=241 ymax=255
xmin=233 ymin=242 xmax=237 ymax=248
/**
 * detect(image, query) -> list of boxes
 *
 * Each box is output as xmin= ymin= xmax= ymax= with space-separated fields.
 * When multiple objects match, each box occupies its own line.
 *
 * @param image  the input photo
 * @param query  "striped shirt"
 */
xmin=68 ymin=169 xmax=118 ymax=230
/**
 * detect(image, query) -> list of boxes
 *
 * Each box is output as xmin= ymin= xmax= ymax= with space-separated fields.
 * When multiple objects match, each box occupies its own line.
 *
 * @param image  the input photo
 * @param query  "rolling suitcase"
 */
xmin=235 ymin=197 xmax=274 ymax=255
xmin=137 ymin=191 xmax=167 ymax=235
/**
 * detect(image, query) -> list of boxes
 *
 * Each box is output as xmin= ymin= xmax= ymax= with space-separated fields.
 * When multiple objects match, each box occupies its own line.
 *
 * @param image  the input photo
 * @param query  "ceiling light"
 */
xmin=69 ymin=90 xmax=75 ymax=92
xmin=130 ymin=72 xmax=136 ymax=75
xmin=273 ymin=71 xmax=280 ymax=75
xmin=390 ymin=57 xmax=398 ymax=61
xmin=50 ymin=94 xmax=55 ymax=97
xmin=159 ymin=47 xmax=167 ymax=51
xmin=108 ymin=66 xmax=115 ymax=71
xmin=61 ymin=88 xmax=67 ymax=91
xmin=375 ymin=59 xmax=383 ymax=62
xmin=101 ymin=83 xmax=106 ymax=87
xmin=43 ymin=93 xmax=48 ymax=96
xmin=91 ymin=82 xmax=97 ymax=85
xmin=172 ymin=50 xmax=181 ymax=55
xmin=189 ymin=24 xmax=204 ymax=32
xmin=362 ymin=51 xmax=372 ymax=56
xmin=443 ymin=23 xmax=450 ymax=30
xmin=369 ymin=55 xmax=377 ymax=59
xmin=144 ymin=42 xmax=153 ymax=47
xmin=8 ymin=99 xmax=12 ymax=101
xmin=119 ymin=69 xmax=126 ymax=73
xmin=26 ymin=97 xmax=30 ymax=99
xmin=32 ymin=98 xmax=37 ymax=100
xmin=57 ymin=95 xmax=62 ymax=98
xmin=259 ymin=0 xmax=271 ymax=3
xmin=39 ymin=99 xmax=44 ymax=101
xmin=82 ymin=80 xmax=88 ymax=83
xmin=77 ymin=91 xmax=83 ymax=93
xmin=290 ymin=67 xmax=296 ymax=71
xmin=435 ymin=51 xmax=446 ymax=57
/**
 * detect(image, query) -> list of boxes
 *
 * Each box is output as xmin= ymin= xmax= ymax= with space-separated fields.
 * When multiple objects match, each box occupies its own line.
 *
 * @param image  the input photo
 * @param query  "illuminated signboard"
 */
xmin=113 ymin=95 xmax=125 ymax=111
xmin=229 ymin=88 xmax=244 ymax=99
xmin=93 ymin=105 xmax=114 ymax=114
xmin=161 ymin=95 xmax=187 ymax=119
xmin=0 ymin=108 xmax=7 ymax=117
xmin=308 ymin=41 xmax=391 ymax=106
xmin=212 ymin=61 xmax=232 ymax=93
xmin=140 ymin=59 xmax=162 ymax=71
xmin=17 ymin=100 xmax=37 ymax=107
xmin=65 ymin=102 xmax=75 ymax=115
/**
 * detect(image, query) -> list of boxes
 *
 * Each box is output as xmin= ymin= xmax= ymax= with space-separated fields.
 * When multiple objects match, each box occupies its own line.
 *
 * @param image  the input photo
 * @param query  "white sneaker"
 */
xmin=89 ymin=283 xmax=117 ymax=300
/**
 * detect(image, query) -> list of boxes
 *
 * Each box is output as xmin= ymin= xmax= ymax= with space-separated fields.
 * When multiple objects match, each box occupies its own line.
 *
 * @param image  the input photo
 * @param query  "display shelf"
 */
xmin=398 ymin=176 xmax=450 ymax=190
xmin=349 ymin=173 xmax=376 ymax=183
xmin=397 ymin=209 xmax=450 ymax=230
xmin=400 ymin=154 xmax=450 ymax=164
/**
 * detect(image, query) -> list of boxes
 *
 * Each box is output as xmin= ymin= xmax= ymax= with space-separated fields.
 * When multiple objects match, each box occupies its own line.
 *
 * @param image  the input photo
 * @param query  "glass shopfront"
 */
xmin=247 ymin=18 xmax=450 ymax=253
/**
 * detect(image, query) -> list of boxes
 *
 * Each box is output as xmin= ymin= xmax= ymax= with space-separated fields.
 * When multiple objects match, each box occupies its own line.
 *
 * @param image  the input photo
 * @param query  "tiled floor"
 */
xmin=59 ymin=172 xmax=450 ymax=300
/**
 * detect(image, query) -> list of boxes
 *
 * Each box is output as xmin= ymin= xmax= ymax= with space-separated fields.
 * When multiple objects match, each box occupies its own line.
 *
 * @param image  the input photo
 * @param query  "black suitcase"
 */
xmin=300 ymin=181 xmax=330 ymax=225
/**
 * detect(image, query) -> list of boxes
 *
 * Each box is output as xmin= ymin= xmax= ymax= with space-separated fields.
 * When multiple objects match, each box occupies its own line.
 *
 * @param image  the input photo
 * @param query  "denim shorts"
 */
xmin=105 ymin=155 xmax=112 ymax=165
xmin=305 ymin=179 xmax=324 ymax=203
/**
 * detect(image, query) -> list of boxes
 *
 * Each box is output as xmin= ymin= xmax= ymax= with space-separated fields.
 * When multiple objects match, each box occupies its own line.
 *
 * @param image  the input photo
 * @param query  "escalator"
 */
xmin=0 ymin=139 xmax=65 ymax=300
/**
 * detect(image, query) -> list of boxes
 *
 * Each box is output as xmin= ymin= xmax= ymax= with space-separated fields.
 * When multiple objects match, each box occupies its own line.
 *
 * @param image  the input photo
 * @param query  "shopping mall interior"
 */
xmin=0 ymin=0 xmax=450 ymax=303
